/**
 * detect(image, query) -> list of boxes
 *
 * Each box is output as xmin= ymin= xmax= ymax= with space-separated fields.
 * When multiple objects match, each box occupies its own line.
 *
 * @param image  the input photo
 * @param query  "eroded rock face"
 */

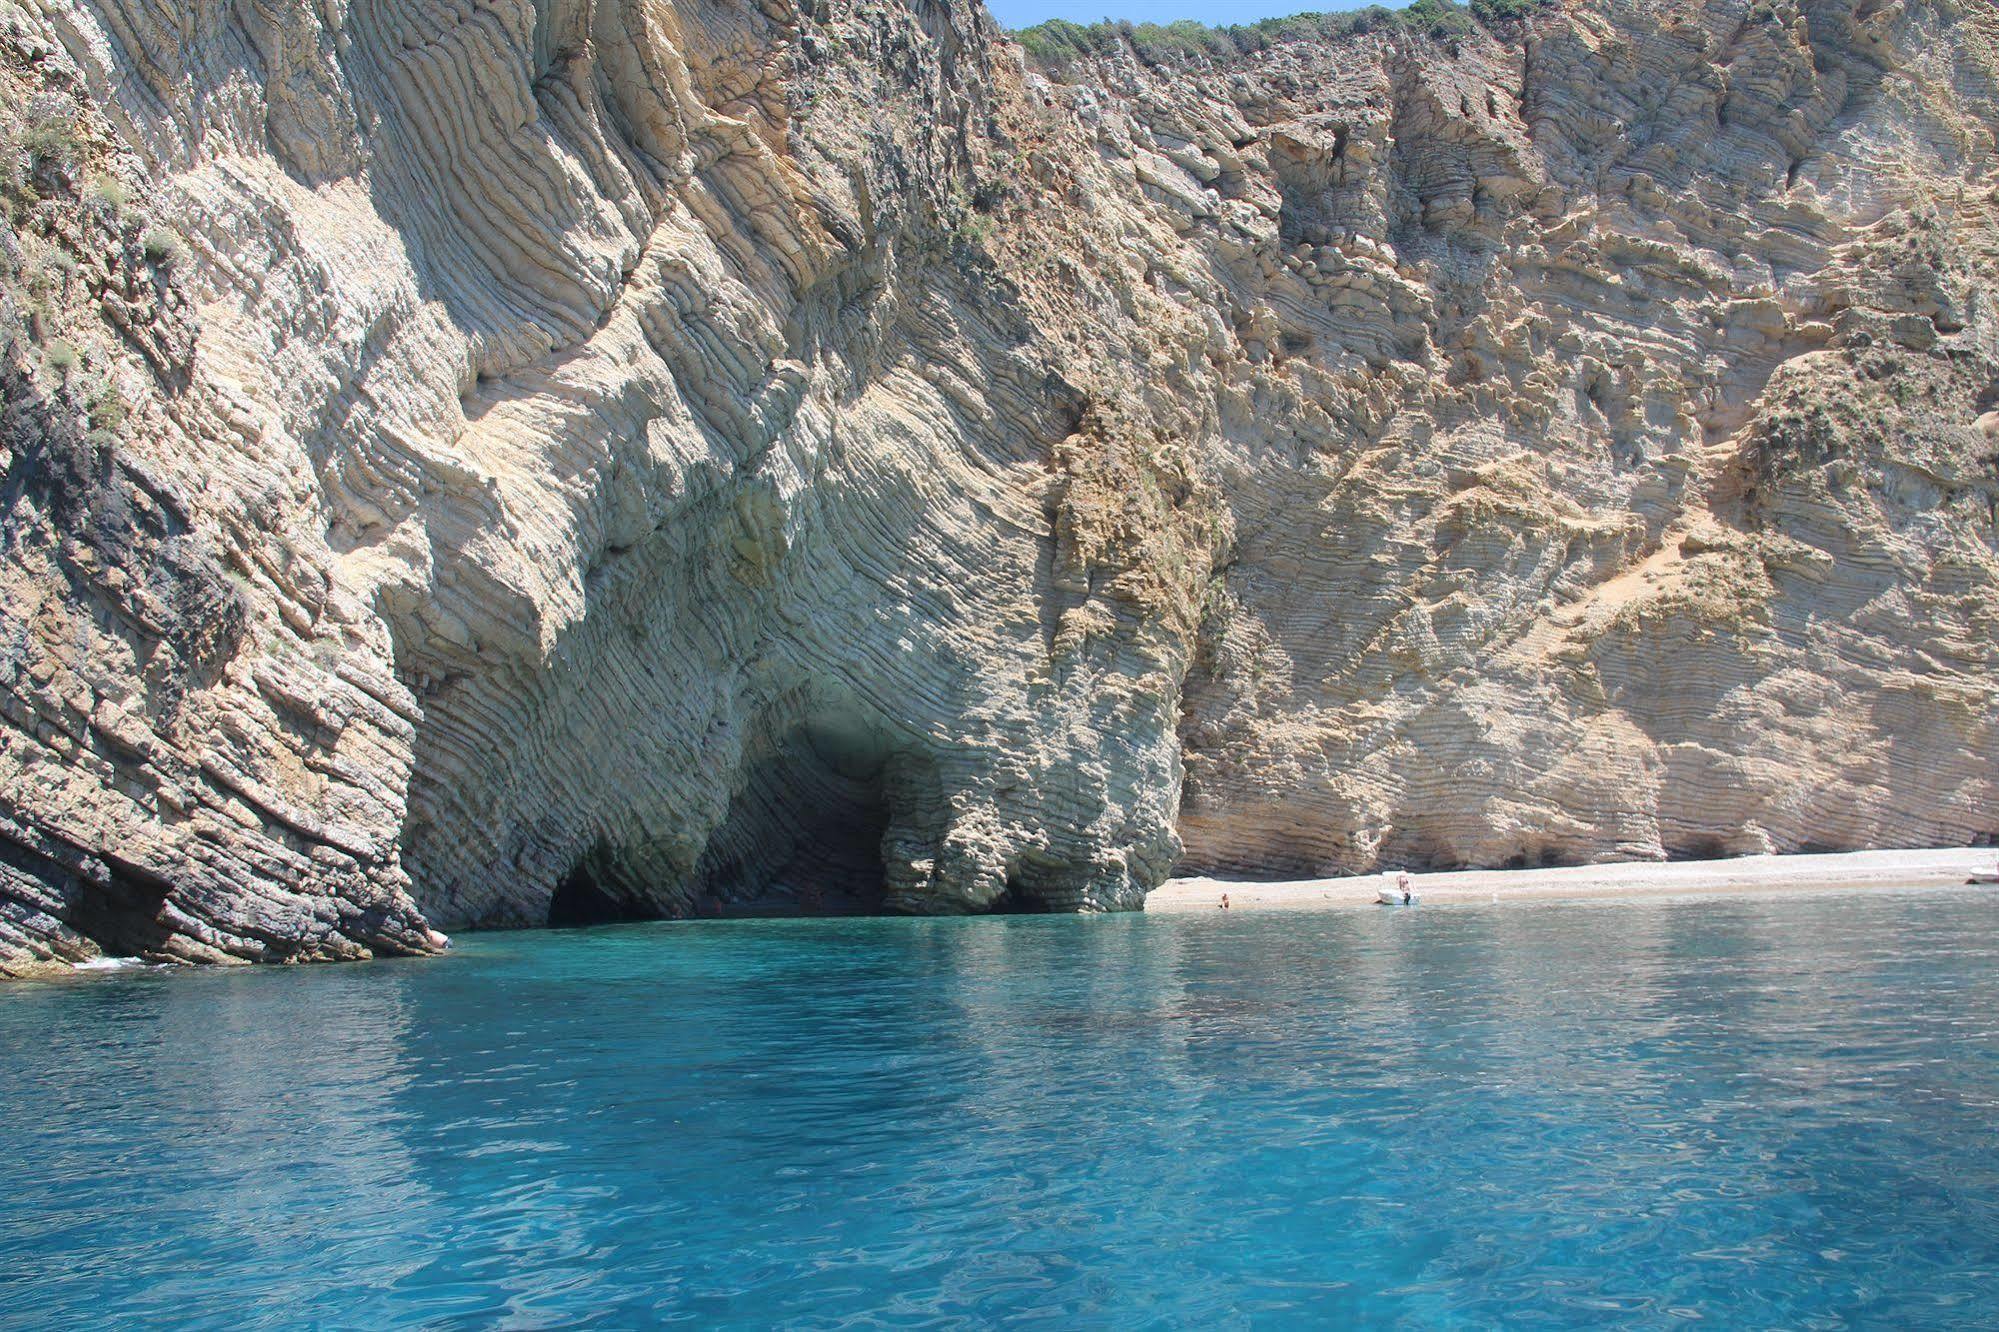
xmin=0 ymin=0 xmax=1993 ymax=972
xmin=1100 ymin=0 xmax=1999 ymax=875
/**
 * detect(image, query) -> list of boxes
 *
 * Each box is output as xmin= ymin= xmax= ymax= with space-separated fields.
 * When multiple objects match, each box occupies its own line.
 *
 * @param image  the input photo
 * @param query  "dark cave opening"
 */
xmin=0 ymin=830 xmax=176 ymax=959
xmin=537 ymin=703 xmax=914 ymax=927
xmin=546 ymin=858 xmax=652 ymax=928
xmin=690 ymin=710 xmax=901 ymax=916
xmin=983 ymin=878 xmax=1052 ymax=915
xmin=1665 ymin=835 xmax=1734 ymax=863
xmin=1501 ymin=845 xmax=1584 ymax=871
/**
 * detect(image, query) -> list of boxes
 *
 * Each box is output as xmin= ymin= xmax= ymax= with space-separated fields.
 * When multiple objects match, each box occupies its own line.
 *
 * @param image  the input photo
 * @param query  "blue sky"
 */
xmin=987 ymin=0 xmax=1381 ymax=28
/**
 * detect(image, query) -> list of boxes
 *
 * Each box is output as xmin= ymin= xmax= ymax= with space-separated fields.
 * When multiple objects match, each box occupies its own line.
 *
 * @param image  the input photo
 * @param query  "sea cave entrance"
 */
xmin=544 ymin=709 xmax=900 ymax=924
xmin=693 ymin=711 xmax=896 ymax=914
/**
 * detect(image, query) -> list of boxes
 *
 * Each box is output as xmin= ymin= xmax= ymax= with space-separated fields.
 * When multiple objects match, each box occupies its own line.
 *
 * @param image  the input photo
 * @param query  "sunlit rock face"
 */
xmin=0 ymin=0 xmax=1993 ymax=972
xmin=1088 ymin=0 xmax=1999 ymax=876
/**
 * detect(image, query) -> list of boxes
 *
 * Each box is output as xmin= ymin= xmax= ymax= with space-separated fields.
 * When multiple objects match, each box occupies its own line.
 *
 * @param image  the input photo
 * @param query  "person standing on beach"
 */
xmin=1396 ymin=872 xmax=1412 ymax=905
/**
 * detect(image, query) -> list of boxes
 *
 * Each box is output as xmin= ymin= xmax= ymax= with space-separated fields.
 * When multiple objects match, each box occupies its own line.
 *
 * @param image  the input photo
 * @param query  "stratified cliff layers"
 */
xmin=1 ymin=0 xmax=1993 ymax=972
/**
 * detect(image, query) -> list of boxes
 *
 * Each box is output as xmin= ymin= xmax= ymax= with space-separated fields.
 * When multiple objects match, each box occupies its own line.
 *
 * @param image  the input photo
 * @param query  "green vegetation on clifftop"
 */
xmin=1014 ymin=0 xmax=1556 ymax=71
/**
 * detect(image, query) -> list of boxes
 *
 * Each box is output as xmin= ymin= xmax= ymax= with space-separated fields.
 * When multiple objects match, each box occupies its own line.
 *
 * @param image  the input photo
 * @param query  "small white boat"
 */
xmin=1970 ymin=873 xmax=1999 ymax=885
xmin=1376 ymin=889 xmax=1416 ymax=906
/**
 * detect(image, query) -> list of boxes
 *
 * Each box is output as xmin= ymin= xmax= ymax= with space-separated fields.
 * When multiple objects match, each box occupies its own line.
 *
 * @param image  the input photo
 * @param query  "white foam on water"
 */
xmin=71 ymin=956 xmax=147 ymax=972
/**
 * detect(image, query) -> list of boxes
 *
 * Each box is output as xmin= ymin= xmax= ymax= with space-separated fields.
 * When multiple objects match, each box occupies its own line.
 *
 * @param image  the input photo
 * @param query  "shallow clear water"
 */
xmin=6 ymin=890 xmax=1999 ymax=1329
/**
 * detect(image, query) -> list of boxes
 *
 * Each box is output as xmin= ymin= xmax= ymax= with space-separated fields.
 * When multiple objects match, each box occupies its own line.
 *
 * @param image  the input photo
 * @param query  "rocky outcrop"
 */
xmin=0 ymin=0 xmax=1993 ymax=974
xmin=1096 ymin=0 xmax=1999 ymax=875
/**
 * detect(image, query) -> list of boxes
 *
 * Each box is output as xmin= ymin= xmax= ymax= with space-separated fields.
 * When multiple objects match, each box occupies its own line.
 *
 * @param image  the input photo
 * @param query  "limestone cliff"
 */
xmin=0 ymin=0 xmax=1993 ymax=974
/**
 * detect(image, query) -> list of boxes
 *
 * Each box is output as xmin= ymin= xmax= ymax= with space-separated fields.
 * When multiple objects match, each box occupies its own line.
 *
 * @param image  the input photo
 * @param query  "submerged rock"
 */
xmin=0 ymin=0 xmax=1994 ymax=972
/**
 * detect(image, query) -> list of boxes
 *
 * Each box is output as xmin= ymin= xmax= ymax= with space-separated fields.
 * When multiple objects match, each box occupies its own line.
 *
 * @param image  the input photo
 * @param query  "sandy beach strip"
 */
xmin=1149 ymin=847 xmax=1999 ymax=913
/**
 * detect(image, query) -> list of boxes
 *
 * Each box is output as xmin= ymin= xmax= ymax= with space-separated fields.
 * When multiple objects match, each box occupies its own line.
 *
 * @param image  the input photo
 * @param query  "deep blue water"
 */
xmin=6 ymin=890 xmax=1999 ymax=1329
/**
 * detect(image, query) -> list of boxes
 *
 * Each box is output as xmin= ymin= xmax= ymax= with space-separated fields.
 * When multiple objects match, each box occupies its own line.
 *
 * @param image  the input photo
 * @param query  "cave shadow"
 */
xmin=544 ymin=705 xmax=903 ymax=926
xmin=0 ymin=824 xmax=177 ymax=960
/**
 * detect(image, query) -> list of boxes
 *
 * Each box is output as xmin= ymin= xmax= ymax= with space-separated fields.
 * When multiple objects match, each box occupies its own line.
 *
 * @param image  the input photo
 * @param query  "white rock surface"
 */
xmin=0 ymin=0 xmax=1993 ymax=974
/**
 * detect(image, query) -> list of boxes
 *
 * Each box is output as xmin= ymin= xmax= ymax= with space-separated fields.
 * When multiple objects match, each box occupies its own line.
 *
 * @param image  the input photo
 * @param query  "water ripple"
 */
xmin=4 ymin=894 xmax=1999 ymax=1327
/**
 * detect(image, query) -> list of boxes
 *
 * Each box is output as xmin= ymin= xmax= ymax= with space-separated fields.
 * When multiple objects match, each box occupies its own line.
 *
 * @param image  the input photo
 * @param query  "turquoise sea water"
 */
xmin=6 ymin=890 xmax=1999 ymax=1328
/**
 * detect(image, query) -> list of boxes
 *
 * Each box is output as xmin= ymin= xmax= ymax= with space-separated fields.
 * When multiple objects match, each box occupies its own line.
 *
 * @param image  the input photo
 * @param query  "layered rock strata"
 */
xmin=0 ymin=0 xmax=1993 ymax=973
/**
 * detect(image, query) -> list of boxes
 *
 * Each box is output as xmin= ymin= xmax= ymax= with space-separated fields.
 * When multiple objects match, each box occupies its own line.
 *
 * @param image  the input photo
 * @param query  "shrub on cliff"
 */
xmin=1013 ymin=1 xmax=1554 ymax=74
xmin=140 ymin=226 xmax=183 ymax=267
xmin=1469 ymin=0 xmax=1556 ymax=22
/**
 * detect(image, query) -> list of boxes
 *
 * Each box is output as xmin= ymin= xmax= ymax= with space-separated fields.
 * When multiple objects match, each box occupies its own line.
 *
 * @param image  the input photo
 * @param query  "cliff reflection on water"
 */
xmin=6 ymin=890 xmax=1999 ymax=1327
